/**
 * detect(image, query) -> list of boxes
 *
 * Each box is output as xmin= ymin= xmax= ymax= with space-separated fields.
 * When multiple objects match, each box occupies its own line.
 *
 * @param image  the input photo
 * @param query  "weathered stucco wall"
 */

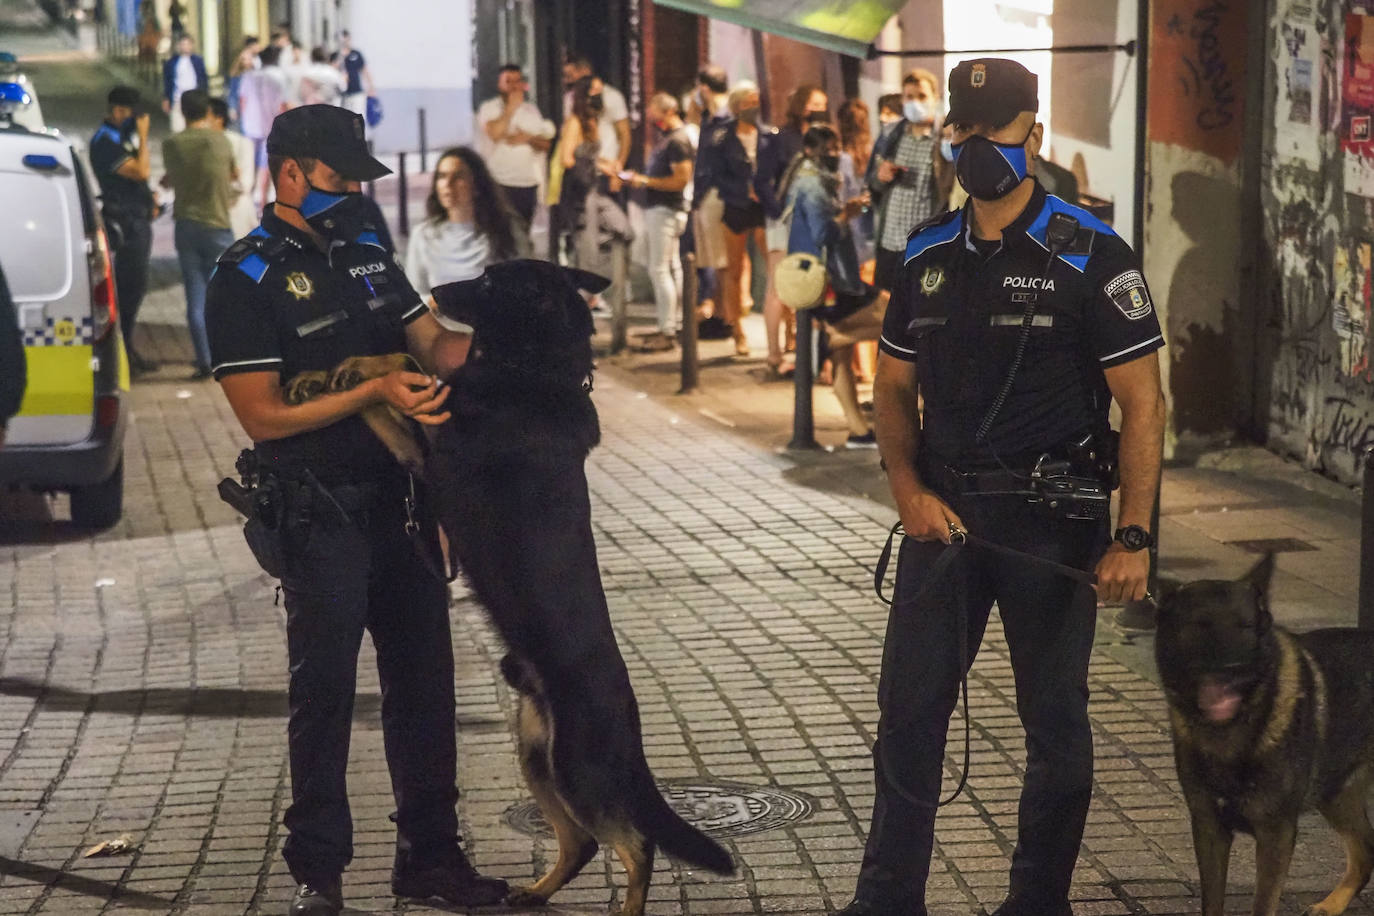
xmin=1261 ymin=0 xmax=1374 ymax=484
xmin=1144 ymin=0 xmax=1252 ymax=457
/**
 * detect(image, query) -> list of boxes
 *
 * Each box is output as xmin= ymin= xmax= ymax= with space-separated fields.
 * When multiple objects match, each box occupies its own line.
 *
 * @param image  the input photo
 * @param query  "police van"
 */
xmin=0 ymin=93 xmax=129 ymax=528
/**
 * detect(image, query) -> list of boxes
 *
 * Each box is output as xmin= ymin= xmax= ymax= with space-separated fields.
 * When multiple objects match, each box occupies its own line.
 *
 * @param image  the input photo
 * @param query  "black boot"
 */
xmin=991 ymin=894 xmax=1073 ymax=916
xmin=288 ymin=878 xmax=342 ymax=915
xmin=392 ymin=844 xmax=508 ymax=906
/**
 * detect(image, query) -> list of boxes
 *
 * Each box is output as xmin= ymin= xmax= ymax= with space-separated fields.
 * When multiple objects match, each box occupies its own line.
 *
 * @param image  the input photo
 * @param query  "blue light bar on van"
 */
xmin=22 ymin=154 xmax=59 ymax=171
xmin=0 ymin=83 xmax=30 ymax=105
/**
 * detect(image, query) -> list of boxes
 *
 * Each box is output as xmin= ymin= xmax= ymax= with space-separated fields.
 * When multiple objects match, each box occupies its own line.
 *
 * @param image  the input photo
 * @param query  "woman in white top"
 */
xmin=406 ymin=146 xmax=530 ymax=299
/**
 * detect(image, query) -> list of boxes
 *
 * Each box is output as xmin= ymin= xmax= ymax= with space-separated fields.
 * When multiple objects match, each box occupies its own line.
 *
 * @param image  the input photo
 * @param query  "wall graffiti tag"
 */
xmin=1150 ymin=0 xmax=1246 ymax=162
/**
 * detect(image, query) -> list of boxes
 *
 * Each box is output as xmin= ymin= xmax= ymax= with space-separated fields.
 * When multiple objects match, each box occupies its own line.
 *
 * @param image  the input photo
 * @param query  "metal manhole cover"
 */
xmin=502 ymin=779 xmax=815 ymax=839
xmin=1226 ymin=537 xmax=1317 ymax=554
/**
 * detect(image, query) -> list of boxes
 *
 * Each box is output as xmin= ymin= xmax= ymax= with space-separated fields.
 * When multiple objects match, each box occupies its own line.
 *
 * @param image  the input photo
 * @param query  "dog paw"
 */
xmin=504 ymin=887 xmax=548 ymax=907
xmin=327 ymin=364 xmax=365 ymax=392
xmin=283 ymin=372 xmax=328 ymax=405
xmin=1302 ymin=906 xmax=1339 ymax=916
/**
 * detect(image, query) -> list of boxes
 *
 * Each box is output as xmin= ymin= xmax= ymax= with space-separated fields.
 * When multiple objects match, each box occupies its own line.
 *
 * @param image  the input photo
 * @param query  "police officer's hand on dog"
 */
xmin=375 ymin=370 xmax=451 ymax=424
xmin=898 ymin=487 xmax=966 ymax=544
xmin=1094 ymin=545 xmax=1149 ymax=603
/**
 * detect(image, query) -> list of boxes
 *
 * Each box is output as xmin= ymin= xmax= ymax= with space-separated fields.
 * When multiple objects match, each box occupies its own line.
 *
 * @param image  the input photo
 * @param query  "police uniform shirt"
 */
xmin=880 ymin=181 xmax=1163 ymax=464
xmin=88 ymin=120 xmax=152 ymax=217
xmin=205 ymin=208 xmax=428 ymax=479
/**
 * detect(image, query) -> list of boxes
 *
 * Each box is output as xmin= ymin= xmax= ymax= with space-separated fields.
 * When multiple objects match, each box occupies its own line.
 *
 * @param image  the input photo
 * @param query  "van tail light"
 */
xmin=96 ymin=394 xmax=120 ymax=428
xmin=89 ymin=227 xmax=118 ymax=341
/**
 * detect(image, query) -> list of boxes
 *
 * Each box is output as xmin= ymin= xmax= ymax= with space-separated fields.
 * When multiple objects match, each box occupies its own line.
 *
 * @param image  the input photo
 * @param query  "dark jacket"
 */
xmin=0 ymin=264 xmax=26 ymax=427
xmin=697 ymin=118 xmax=786 ymax=219
xmin=162 ymin=54 xmax=209 ymax=105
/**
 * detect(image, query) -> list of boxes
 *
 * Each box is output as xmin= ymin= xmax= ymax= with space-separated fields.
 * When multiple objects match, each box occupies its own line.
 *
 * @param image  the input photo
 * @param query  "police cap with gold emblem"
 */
xmin=266 ymin=104 xmax=392 ymax=181
xmin=947 ymin=58 xmax=1038 ymax=128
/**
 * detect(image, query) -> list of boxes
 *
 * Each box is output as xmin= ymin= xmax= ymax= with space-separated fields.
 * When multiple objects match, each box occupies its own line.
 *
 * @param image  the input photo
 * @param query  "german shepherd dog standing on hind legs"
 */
xmin=294 ymin=261 xmax=734 ymax=915
xmin=1156 ymin=553 xmax=1374 ymax=916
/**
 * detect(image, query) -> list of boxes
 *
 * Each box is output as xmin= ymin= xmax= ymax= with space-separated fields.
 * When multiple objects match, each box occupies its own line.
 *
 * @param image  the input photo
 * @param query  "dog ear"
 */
xmin=562 ymin=266 xmax=611 ymax=295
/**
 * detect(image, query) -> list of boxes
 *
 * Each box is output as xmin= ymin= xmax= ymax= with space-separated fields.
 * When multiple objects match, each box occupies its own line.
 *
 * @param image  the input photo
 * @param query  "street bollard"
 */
xmin=1360 ymin=447 xmax=1374 ymax=630
xmin=397 ymin=151 xmax=409 ymax=238
xmin=679 ymin=252 xmax=699 ymax=394
xmin=418 ymin=108 xmax=428 ymax=174
xmin=610 ymin=239 xmax=629 ymax=353
xmin=788 ymin=309 xmax=820 ymax=450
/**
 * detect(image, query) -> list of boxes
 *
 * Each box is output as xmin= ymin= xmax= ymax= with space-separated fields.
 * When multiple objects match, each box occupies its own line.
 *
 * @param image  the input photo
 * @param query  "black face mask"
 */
xmin=819 ymin=154 xmax=840 ymax=172
xmin=587 ymin=94 xmax=604 ymax=115
xmin=806 ymin=110 xmax=830 ymax=124
xmin=952 ymin=129 xmax=1033 ymax=201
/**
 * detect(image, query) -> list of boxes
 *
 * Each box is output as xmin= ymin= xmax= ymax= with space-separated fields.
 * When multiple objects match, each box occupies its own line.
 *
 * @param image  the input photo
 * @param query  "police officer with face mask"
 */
xmin=838 ymin=60 xmax=1167 ymax=916
xmin=204 ymin=105 xmax=507 ymax=915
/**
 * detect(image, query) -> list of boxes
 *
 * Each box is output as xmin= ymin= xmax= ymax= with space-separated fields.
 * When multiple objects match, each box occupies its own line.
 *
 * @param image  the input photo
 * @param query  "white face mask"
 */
xmin=904 ymin=99 xmax=932 ymax=124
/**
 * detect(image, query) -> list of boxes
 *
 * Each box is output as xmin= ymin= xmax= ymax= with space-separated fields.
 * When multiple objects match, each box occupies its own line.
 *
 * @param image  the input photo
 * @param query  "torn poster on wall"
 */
xmin=1276 ymin=13 xmax=1320 ymax=164
xmin=1333 ymin=241 xmax=1372 ymax=379
xmin=1342 ymin=12 xmax=1374 ymax=195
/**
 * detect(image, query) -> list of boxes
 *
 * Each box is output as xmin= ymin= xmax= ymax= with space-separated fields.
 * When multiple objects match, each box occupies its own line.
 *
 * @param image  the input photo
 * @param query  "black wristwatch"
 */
xmin=1113 ymin=525 xmax=1155 ymax=552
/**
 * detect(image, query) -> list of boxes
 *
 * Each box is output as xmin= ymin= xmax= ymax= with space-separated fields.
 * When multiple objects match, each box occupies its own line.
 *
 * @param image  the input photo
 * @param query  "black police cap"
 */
xmin=266 ymin=104 xmax=391 ymax=182
xmin=107 ymin=85 xmax=141 ymax=109
xmin=947 ymin=58 xmax=1038 ymax=127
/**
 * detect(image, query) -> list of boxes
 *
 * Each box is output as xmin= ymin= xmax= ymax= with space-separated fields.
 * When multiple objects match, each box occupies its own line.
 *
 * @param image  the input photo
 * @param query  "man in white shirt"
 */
xmin=561 ymin=54 xmax=630 ymax=175
xmin=477 ymin=64 xmax=555 ymax=230
xmin=162 ymin=34 xmax=207 ymax=132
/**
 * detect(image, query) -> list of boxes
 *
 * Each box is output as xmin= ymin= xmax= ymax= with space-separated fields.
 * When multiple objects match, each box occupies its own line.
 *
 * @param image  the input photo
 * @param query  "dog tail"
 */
xmin=634 ymin=782 xmax=735 ymax=875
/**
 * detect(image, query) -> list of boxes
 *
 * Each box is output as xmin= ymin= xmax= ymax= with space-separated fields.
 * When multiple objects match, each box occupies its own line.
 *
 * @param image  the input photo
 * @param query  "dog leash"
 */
xmin=871 ymin=521 xmax=1098 ymax=809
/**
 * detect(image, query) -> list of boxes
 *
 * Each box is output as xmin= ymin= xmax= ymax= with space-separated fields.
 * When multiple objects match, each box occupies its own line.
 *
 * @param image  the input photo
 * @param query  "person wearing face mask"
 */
xmin=838 ymin=59 xmax=1166 ymax=916
xmin=868 ymin=69 xmax=956 ymax=296
xmin=204 ymin=105 xmax=509 ymax=916
xmin=697 ymin=82 xmax=782 ymax=356
xmin=623 ymin=93 xmax=694 ymax=350
xmin=778 ymin=125 xmax=884 ymax=447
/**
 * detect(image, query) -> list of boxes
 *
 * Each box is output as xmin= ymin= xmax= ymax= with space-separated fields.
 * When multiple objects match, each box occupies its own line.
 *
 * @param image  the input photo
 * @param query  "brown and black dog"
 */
xmin=420 ymin=261 xmax=734 ymax=914
xmin=1156 ymin=554 xmax=1374 ymax=916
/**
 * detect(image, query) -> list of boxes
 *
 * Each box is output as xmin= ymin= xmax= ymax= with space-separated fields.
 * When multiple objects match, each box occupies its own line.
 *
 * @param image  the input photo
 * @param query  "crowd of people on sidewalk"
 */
xmin=100 ymin=30 xmax=984 ymax=452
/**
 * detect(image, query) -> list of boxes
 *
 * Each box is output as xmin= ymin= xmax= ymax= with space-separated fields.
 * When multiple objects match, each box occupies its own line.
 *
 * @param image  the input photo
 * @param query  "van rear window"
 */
xmin=0 ymin=172 xmax=74 ymax=302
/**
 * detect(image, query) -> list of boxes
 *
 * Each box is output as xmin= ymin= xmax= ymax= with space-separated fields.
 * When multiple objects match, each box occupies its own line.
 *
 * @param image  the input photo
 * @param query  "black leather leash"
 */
xmin=871 ymin=520 xmax=1097 ymax=809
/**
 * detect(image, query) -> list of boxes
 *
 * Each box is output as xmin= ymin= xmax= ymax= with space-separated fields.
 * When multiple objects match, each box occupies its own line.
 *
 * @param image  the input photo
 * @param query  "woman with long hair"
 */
xmin=559 ymin=75 xmax=631 ymax=289
xmin=405 ymin=146 xmax=528 ymax=298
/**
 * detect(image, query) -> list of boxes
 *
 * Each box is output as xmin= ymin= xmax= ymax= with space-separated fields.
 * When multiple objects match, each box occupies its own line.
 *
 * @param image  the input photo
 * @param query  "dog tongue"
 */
xmin=1198 ymin=677 xmax=1243 ymax=723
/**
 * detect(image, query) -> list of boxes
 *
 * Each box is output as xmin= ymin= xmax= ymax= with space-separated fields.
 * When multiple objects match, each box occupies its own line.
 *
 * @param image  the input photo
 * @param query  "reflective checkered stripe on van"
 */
xmin=22 ymin=316 xmax=94 ymax=347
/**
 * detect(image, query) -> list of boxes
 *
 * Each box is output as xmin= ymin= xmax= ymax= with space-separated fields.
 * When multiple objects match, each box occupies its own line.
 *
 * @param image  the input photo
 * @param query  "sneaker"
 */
xmin=635 ymin=331 xmax=676 ymax=352
xmin=845 ymin=431 xmax=878 ymax=449
xmin=392 ymin=852 xmax=508 ymax=906
xmin=128 ymin=350 xmax=159 ymax=375
xmin=288 ymin=880 xmax=342 ymax=915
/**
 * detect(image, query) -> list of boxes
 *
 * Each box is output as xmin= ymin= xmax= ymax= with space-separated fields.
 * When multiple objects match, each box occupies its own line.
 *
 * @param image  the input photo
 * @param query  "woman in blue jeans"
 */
xmin=623 ymin=92 xmax=694 ymax=350
xmin=780 ymin=125 xmax=885 ymax=448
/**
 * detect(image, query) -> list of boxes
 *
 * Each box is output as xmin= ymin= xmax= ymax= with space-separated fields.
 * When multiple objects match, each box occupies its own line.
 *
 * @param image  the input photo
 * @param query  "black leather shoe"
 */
xmin=836 ymin=900 xmax=924 ymax=916
xmin=392 ymin=851 xmax=508 ymax=906
xmin=991 ymin=895 xmax=1072 ymax=916
xmin=288 ymin=879 xmax=342 ymax=915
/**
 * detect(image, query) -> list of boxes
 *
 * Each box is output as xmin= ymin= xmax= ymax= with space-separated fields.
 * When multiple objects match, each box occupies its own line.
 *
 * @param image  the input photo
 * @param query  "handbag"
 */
xmin=773 ymin=251 xmax=827 ymax=310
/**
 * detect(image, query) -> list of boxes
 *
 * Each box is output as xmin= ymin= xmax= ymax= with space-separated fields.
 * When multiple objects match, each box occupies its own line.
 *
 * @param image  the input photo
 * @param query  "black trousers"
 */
xmin=276 ymin=479 xmax=457 ymax=886
xmin=499 ymin=184 xmax=538 ymax=227
xmin=855 ymin=491 xmax=1108 ymax=912
xmin=111 ymin=216 xmax=152 ymax=351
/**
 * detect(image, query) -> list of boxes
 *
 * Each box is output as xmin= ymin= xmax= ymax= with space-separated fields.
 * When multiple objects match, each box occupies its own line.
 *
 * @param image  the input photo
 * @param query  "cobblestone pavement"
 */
xmin=2 ymin=360 xmax=1371 ymax=915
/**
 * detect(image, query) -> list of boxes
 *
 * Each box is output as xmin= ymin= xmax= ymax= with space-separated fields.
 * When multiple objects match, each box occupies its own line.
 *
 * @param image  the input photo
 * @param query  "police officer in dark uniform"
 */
xmin=204 ymin=105 xmax=506 ymax=915
xmin=839 ymin=60 xmax=1167 ymax=916
xmin=89 ymin=86 xmax=158 ymax=374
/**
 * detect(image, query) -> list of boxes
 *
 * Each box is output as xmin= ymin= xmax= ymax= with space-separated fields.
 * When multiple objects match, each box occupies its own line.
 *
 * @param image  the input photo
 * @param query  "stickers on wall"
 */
xmin=1275 ymin=10 xmax=1320 ymax=166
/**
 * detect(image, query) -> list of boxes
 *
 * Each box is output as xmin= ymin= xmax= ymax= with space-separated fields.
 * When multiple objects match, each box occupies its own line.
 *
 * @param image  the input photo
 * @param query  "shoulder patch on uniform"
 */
xmin=216 ymin=238 xmax=260 ymax=266
xmin=904 ymin=209 xmax=962 ymax=265
xmin=1026 ymin=193 xmax=1117 ymax=273
xmin=1104 ymin=269 xmax=1152 ymax=320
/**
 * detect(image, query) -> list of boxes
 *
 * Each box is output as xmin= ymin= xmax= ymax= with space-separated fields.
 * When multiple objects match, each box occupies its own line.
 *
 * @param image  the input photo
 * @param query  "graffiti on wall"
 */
xmin=1277 ymin=14 xmax=1322 ymax=163
xmin=1150 ymin=0 xmax=1246 ymax=162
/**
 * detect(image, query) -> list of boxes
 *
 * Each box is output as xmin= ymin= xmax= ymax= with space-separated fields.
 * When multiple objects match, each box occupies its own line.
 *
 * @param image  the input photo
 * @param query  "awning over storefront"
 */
xmin=651 ymin=0 xmax=904 ymax=58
